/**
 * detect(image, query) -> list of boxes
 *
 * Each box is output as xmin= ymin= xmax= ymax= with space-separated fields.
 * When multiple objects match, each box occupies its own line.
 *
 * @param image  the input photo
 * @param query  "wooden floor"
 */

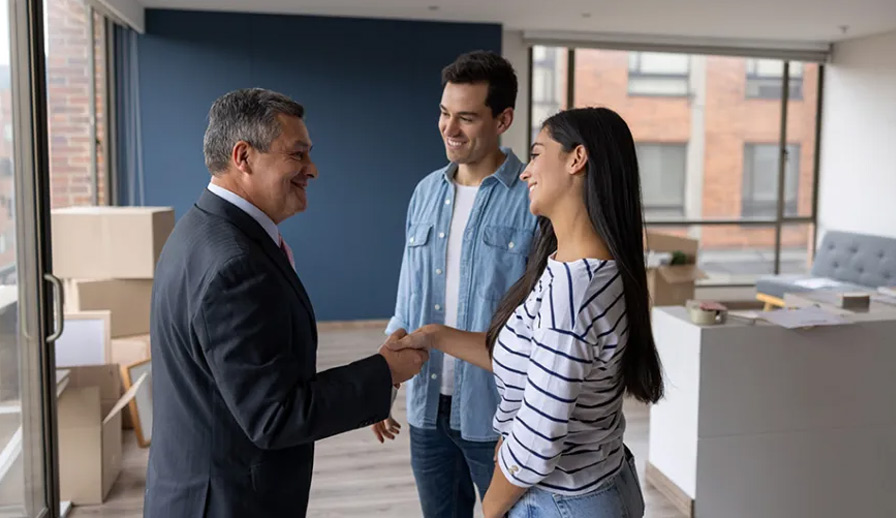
xmin=70 ymin=327 xmax=684 ymax=518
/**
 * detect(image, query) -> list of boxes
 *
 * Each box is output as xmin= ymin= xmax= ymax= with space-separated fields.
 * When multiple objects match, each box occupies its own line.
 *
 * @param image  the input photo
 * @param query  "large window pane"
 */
xmin=47 ymin=0 xmax=105 ymax=208
xmin=1 ymin=0 xmax=52 ymax=514
xmin=787 ymin=62 xmax=819 ymax=219
xmin=628 ymin=51 xmax=689 ymax=96
xmin=531 ymin=46 xmax=567 ymax=143
xmin=746 ymin=59 xmax=803 ymax=100
xmin=741 ymin=143 xmax=800 ymax=218
xmin=636 ymin=143 xmax=687 ymax=219
xmin=781 ymin=222 xmax=815 ymax=275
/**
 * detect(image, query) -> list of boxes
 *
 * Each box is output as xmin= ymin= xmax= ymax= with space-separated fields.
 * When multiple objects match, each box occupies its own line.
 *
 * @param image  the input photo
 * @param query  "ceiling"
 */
xmin=140 ymin=0 xmax=896 ymax=43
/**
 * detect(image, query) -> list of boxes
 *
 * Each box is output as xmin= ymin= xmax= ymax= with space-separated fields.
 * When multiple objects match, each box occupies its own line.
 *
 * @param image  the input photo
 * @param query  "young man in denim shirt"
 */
xmin=372 ymin=51 xmax=537 ymax=518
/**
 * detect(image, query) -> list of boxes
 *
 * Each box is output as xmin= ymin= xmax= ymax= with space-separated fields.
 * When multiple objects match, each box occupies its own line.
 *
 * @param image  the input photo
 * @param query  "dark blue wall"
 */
xmin=137 ymin=10 xmax=501 ymax=320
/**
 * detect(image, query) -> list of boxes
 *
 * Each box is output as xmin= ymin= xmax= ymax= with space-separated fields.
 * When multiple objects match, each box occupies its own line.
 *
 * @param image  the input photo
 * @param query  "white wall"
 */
xmin=818 ymin=29 xmax=896 ymax=240
xmin=501 ymin=30 xmax=530 ymax=156
xmin=91 ymin=0 xmax=144 ymax=32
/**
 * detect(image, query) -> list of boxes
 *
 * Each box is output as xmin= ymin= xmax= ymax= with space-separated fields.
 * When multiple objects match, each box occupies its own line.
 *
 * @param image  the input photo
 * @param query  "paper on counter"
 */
xmin=759 ymin=306 xmax=851 ymax=329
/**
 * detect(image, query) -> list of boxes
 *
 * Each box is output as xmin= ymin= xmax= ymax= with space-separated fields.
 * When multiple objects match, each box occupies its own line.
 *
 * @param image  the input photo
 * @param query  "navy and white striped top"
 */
xmin=492 ymin=256 xmax=628 ymax=495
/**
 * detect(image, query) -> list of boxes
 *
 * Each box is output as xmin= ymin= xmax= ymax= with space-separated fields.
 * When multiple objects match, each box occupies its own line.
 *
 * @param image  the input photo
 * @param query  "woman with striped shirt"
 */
xmin=392 ymin=107 xmax=663 ymax=518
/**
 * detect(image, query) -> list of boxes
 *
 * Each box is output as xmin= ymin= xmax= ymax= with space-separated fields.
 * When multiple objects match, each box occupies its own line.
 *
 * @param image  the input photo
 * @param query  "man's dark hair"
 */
xmin=441 ymin=50 xmax=518 ymax=117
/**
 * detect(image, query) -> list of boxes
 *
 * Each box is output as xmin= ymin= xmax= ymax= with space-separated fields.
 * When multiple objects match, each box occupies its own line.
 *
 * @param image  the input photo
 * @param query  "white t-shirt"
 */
xmin=441 ymin=182 xmax=479 ymax=395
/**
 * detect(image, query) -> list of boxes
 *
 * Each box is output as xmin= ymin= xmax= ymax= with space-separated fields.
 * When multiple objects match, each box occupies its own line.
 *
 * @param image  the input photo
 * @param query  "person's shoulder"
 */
xmin=414 ymin=164 xmax=451 ymax=193
xmin=547 ymin=259 xmax=620 ymax=302
xmin=168 ymin=207 xmax=259 ymax=274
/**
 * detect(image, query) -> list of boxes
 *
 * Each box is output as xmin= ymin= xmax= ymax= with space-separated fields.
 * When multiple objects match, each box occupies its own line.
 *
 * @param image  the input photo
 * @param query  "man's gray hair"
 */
xmin=203 ymin=88 xmax=305 ymax=174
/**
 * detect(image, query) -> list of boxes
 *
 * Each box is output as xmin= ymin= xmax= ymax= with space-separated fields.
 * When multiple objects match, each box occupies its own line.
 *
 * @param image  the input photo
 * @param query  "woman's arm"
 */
xmin=482 ymin=462 xmax=527 ymax=518
xmin=399 ymin=324 xmax=493 ymax=372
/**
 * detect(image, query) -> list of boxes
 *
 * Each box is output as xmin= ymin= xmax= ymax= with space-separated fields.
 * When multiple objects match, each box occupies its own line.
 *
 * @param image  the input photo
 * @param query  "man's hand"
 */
xmin=371 ymin=416 xmax=402 ymax=443
xmin=379 ymin=329 xmax=429 ymax=385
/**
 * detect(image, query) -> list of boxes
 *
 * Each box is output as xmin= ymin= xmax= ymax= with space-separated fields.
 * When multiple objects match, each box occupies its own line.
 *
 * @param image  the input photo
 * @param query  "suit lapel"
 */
xmin=196 ymin=189 xmax=316 ymax=325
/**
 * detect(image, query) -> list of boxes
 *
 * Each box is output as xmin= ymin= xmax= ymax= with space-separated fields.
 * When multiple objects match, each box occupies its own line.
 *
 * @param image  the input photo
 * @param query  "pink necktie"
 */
xmin=279 ymin=235 xmax=296 ymax=270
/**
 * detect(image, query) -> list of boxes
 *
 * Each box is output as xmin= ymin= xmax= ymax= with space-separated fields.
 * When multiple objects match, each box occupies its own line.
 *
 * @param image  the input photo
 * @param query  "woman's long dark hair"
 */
xmin=485 ymin=107 xmax=663 ymax=404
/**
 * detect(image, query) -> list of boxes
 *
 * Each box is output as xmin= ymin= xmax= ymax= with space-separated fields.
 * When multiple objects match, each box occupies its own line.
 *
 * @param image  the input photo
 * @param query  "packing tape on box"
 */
xmin=686 ymin=300 xmax=728 ymax=325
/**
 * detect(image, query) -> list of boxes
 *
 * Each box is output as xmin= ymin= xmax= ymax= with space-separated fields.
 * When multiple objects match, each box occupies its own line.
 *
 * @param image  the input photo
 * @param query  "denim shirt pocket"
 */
xmin=407 ymin=223 xmax=433 ymax=248
xmin=406 ymin=223 xmax=434 ymax=299
xmin=477 ymin=225 xmax=535 ymax=301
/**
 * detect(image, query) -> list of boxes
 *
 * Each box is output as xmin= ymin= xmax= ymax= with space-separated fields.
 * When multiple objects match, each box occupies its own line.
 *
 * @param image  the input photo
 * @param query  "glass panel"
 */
xmin=741 ymin=143 xmax=800 ymax=219
xmin=627 ymin=51 xmax=689 ymax=96
xmin=1 ymin=0 xmax=51 ymax=515
xmin=780 ymin=222 xmax=815 ymax=275
xmin=746 ymin=58 xmax=804 ymax=100
xmin=787 ymin=62 xmax=819 ymax=218
xmin=47 ymin=0 xmax=96 ymax=208
xmin=636 ymin=143 xmax=687 ymax=219
xmin=530 ymin=46 xmax=567 ymax=144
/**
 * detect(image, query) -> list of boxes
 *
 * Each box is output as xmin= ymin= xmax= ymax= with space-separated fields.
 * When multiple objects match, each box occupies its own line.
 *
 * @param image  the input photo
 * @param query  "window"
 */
xmin=532 ymin=46 xmax=558 ymax=103
xmin=636 ymin=143 xmax=687 ymax=219
xmin=46 ymin=0 xmax=110 ymax=207
xmin=742 ymin=144 xmax=800 ymax=218
xmin=745 ymin=59 xmax=803 ymax=100
xmin=530 ymin=46 xmax=567 ymax=144
xmin=566 ymin=49 xmax=820 ymax=282
xmin=628 ymin=52 xmax=689 ymax=96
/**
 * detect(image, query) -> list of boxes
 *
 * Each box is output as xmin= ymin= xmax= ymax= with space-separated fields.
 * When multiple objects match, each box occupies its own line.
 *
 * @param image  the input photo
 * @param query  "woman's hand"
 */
xmin=388 ymin=324 xmax=441 ymax=352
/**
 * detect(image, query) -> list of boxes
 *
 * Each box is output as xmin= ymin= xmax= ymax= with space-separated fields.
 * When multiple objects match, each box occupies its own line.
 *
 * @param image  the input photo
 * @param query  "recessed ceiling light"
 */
xmin=582 ymin=12 xmax=592 ymax=18
xmin=428 ymin=5 xmax=439 ymax=11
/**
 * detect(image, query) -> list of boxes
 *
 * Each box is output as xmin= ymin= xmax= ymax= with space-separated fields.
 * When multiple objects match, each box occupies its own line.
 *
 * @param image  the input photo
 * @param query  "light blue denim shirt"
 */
xmin=386 ymin=148 xmax=538 ymax=441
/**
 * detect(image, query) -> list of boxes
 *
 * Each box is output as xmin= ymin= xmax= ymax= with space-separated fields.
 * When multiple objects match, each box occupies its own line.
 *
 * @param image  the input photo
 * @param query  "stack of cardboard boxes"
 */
xmin=51 ymin=206 xmax=174 ymax=505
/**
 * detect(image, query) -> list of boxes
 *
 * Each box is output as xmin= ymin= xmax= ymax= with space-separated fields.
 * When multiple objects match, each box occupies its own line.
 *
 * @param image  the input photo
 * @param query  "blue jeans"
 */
xmin=508 ymin=447 xmax=646 ymax=518
xmin=409 ymin=395 xmax=498 ymax=518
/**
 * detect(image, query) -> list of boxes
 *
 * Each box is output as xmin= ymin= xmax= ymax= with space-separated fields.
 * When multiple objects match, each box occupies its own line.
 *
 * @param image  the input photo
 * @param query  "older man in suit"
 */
xmin=144 ymin=88 xmax=426 ymax=517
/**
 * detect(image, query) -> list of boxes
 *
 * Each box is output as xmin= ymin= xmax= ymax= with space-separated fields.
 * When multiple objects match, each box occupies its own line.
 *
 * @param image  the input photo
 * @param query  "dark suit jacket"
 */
xmin=144 ymin=189 xmax=392 ymax=517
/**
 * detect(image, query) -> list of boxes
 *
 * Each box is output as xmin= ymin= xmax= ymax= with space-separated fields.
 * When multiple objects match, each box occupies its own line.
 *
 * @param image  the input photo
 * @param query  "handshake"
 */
xmin=377 ymin=326 xmax=436 ymax=385
xmin=373 ymin=326 xmax=438 ymax=443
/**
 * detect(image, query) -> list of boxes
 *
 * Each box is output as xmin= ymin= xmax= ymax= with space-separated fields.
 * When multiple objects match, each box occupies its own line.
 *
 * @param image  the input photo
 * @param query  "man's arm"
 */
xmin=194 ymin=257 xmax=415 ymax=450
xmin=385 ymin=187 xmax=418 ymax=336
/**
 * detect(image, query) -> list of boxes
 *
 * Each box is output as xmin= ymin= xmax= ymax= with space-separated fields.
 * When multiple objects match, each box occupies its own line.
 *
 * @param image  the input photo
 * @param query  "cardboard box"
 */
xmin=51 ymin=206 xmax=175 ymax=279
xmin=110 ymin=334 xmax=151 ymax=368
xmin=58 ymin=365 xmax=143 ymax=505
xmin=645 ymin=231 xmax=707 ymax=307
xmin=65 ymin=279 xmax=153 ymax=338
